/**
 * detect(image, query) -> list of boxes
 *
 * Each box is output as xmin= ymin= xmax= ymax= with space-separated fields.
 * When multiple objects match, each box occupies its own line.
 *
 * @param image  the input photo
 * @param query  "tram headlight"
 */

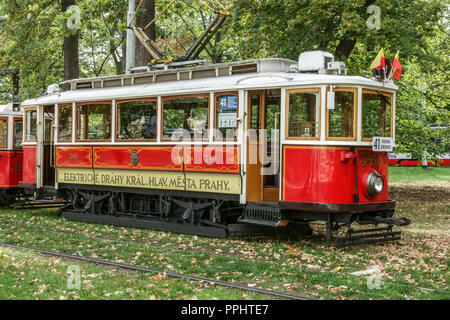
xmin=366 ymin=171 xmax=384 ymax=198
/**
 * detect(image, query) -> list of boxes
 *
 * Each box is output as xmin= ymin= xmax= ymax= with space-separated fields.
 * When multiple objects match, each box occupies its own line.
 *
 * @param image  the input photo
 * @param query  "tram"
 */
xmin=20 ymin=51 xmax=410 ymax=246
xmin=0 ymin=103 xmax=23 ymax=205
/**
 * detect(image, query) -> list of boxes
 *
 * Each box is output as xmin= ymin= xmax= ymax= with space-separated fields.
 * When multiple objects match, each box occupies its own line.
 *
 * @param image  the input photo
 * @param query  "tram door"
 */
xmin=246 ymin=90 xmax=281 ymax=202
xmin=42 ymin=105 xmax=55 ymax=187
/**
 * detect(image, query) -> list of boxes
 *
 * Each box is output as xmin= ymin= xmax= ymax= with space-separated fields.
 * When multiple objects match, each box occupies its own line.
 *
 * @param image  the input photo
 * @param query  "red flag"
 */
xmin=392 ymin=51 xmax=402 ymax=80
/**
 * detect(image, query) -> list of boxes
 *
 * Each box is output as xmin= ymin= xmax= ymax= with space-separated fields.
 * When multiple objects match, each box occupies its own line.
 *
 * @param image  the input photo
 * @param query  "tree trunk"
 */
xmin=334 ymin=0 xmax=376 ymax=60
xmin=135 ymin=0 xmax=156 ymax=67
xmin=12 ymin=69 xmax=20 ymax=105
xmin=62 ymin=0 xmax=79 ymax=87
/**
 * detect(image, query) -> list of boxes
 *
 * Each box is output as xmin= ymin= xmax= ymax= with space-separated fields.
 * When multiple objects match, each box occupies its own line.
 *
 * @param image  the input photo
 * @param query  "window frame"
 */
xmin=115 ymin=98 xmax=158 ymax=142
xmin=285 ymin=88 xmax=322 ymax=141
xmin=161 ymin=93 xmax=210 ymax=142
xmin=0 ymin=116 xmax=8 ymax=149
xmin=213 ymin=91 xmax=239 ymax=142
xmin=75 ymin=101 xmax=113 ymax=142
xmin=361 ymin=89 xmax=394 ymax=142
xmin=325 ymin=87 xmax=358 ymax=141
xmin=57 ymin=104 xmax=73 ymax=142
xmin=23 ymin=107 xmax=38 ymax=143
xmin=13 ymin=117 xmax=23 ymax=149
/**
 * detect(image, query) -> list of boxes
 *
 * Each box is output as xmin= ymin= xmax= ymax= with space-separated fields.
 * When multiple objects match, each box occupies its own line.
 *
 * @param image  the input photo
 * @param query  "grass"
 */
xmin=0 ymin=246 xmax=266 ymax=300
xmin=0 ymin=166 xmax=448 ymax=300
xmin=389 ymin=166 xmax=450 ymax=184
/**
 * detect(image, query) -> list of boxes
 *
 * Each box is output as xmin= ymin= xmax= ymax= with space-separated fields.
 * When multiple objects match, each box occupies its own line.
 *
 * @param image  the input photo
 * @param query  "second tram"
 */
xmin=0 ymin=103 xmax=23 ymax=205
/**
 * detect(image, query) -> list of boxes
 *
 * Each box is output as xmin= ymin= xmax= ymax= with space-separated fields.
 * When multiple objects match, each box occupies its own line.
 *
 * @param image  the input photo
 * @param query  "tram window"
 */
xmin=13 ymin=119 xmax=23 ymax=148
xmin=162 ymin=96 xmax=209 ymax=140
xmin=58 ymin=105 xmax=72 ymax=142
xmin=327 ymin=89 xmax=356 ymax=139
xmin=25 ymin=109 xmax=37 ymax=141
xmin=265 ymin=93 xmax=281 ymax=143
xmin=362 ymin=91 xmax=392 ymax=139
xmin=76 ymin=103 xmax=111 ymax=141
xmin=117 ymin=100 xmax=157 ymax=141
xmin=287 ymin=90 xmax=320 ymax=139
xmin=0 ymin=118 xmax=7 ymax=148
xmin=215 ymin=93 xmax=238 ymax=140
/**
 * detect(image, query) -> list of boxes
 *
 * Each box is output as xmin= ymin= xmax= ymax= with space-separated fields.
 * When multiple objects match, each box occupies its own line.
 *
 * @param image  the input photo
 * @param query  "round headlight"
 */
xmin=366 ymin=171 xmax=384 ymax=198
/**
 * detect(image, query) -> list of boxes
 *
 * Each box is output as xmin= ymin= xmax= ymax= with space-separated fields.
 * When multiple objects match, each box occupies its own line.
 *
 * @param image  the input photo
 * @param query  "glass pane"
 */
xmin=118 ymin=100 xmax=157 ymax=140
xmin=265 ymin=95 xmax=280 ymax=142
xmin=328 ymin=91 xmax=355 ymax=138
xmin=250 ymin=94 xmax=260 ymax=130
xmin=77 ymin=103 xmax=111 ymax=140
xmin=216 ymin=94 xmax=238 ymax=140
xmin=362 ymin=92 xmax=392 ymax=138
xmin=44 ymin=120 xmax=53 ymax=143
xmin=0 ymin=119 xmax=7 ymax=148
xmin=58 ymin=105 xmax=72 ymax=141
xmin=288 ymin=92 xmax=319 ymax=138
xmin=25 ymin=110 xmax=37 ymax=141
xmin=163 ymin=96 xmax=209 ymax=140
xmin=14 ymin=120 xmax=23 ymax=148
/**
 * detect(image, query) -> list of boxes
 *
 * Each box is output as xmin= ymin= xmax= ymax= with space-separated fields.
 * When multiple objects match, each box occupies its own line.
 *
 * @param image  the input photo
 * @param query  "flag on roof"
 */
xmin=392 ymin=51 xmax=403 ymax=80
xmin=370 ymin=48 xmax=386 ymax=70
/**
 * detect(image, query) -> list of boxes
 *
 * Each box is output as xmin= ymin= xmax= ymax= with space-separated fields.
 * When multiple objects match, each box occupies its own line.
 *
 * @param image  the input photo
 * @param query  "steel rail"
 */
xmin=0 ymin=243 xmax=314 ymax=301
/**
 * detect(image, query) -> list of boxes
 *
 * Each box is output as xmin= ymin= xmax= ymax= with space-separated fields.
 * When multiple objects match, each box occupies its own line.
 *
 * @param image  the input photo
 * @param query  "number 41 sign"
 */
xmin=372 ymin=137 xmax=394 ymax=152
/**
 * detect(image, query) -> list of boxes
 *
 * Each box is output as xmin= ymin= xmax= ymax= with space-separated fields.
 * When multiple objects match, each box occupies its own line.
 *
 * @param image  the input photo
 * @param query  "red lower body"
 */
xmin=282 ymin=146 xmax=389 ymax=205
xmin=0 ymin=149 xmax=23 ymax=187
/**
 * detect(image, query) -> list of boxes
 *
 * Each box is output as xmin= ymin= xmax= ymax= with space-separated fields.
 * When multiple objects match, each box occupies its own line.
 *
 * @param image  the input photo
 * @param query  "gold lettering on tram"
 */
xmin=57 ymin=168 xmax=241 ymax=195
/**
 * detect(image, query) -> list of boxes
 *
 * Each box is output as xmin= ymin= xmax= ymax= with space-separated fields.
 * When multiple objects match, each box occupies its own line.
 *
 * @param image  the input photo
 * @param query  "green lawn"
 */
xmin=389 ymin=166 xmax=450 ymax=184
xmin=0 ymin=166 xmax=448 ymax=300
xmin=0 ymin=198 xmax=448 ymax=300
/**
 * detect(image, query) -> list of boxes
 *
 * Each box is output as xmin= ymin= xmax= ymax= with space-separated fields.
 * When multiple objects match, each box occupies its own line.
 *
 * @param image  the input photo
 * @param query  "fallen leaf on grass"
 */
xmin=11 ymin=262 xmax=25 ymax=269
xmin=153 ymin=272 xmax=167 ymax=281
xmin=328 ymin=285 xmax=348 ymax=293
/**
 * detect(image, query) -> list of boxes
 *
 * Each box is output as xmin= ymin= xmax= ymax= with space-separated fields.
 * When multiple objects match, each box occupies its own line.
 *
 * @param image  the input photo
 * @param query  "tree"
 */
xmin=135 ymin=0 xmax=156 ymax=67
xmin=62 ymin=0 xmax=80 ymax=84
xmin=228 ymin=0 xmax=448 ymax=160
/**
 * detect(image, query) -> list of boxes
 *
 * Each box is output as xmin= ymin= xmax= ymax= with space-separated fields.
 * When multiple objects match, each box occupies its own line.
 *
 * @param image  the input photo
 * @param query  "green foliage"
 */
xmin=0 ymin=0 xmax=448 ymax=157
xmin=0 ymin=0 xmax=127 ymax=101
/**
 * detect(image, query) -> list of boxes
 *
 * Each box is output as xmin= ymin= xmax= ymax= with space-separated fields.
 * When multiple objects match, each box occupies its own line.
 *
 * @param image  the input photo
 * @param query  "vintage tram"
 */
xmin=20 ymin=51 xmax=410 ymax=246
xmin=0 ymin=103 xmax=23 ymax=205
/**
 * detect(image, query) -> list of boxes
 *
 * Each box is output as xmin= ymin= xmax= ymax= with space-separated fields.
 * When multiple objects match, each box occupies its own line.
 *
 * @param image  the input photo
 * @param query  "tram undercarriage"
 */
xmin=57 ymin=185 xmax=409 ymax=247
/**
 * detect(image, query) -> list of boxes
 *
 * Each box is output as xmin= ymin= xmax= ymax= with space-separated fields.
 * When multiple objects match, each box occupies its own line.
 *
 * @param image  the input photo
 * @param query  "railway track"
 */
xmin=0 ymin=242 xmax=314 ymax=301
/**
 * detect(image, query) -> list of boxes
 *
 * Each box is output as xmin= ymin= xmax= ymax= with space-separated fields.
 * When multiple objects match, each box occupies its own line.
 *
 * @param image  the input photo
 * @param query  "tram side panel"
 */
xmin=282 ymin=145 xmax=389 ymax=205
xmin=21 ymin=146 xmax=37 ymax=187
xmin=55 ymin=145 xmax=241 ymax=196
xmin=0 ymin=150 xmax=23 ymax=188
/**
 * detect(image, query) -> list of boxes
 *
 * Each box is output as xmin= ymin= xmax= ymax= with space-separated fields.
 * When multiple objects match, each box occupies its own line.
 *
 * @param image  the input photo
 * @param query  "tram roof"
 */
xmin=21 ymin=58 xmax=398 ymax=107
xmin=0 ymin=103 xmax=22 ymax=115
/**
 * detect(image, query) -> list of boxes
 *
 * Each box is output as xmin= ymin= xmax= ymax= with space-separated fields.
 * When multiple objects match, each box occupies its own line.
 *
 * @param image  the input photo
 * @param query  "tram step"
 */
xmin=14 ymin=201 xmax=68 ymax=210
xmin=239 ymin=204 xmax=289 ymax=227
xmin=335 ymin=227 xmax=401 ymax=248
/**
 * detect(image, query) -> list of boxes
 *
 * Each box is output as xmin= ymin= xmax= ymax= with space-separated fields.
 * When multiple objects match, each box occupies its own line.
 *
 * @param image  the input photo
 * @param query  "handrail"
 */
xmin=49 ymin=122 xmax=54 ymax=168
xmin=236 ymin=74 xmax=293 ymax=84
xmin=273 ymin=112 xmax=280 ymax=175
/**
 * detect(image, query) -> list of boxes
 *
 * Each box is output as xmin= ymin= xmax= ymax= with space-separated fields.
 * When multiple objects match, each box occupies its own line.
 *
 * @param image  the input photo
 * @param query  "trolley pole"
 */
xmin=126 ymin=0 xmax=136 ymax=75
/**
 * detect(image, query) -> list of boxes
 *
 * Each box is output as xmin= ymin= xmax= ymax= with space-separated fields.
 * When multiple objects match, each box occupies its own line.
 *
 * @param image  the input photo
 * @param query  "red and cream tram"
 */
xmin=0 ymin=104 xmax=23 ymax=205
xmin=20 ymin=51 xmax=410 ymax=246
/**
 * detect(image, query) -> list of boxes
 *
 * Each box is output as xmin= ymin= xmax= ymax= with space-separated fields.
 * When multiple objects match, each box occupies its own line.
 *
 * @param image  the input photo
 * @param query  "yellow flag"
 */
xmin=370 ymin=48 xmax=385 ymax=70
